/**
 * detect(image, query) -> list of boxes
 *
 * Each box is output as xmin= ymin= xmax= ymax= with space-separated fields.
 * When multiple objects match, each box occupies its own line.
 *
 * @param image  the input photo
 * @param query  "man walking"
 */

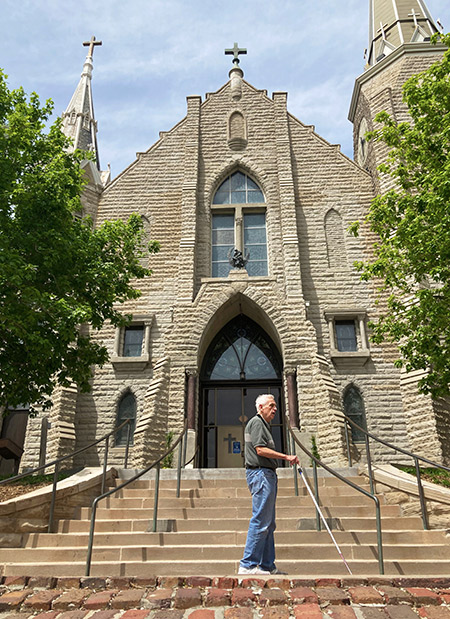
xmin=238 ymin=393 xmax=299 ymax=575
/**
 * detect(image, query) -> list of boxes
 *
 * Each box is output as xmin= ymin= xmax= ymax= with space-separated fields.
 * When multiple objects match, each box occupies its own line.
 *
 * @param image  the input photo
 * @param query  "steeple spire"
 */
xmin=61 ymin=36 xmax=102 ymax=169
xmin=367 ymin=0 xmax=439 ymax=67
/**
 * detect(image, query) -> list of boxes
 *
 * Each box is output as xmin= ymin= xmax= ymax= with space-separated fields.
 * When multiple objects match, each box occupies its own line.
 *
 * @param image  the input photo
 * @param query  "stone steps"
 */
xmin=25 ymin=528 xmax=447 ymax=547
xmin=2 ymin=467 xmax=450 ymax=577
xmin=73 ymin=504 xmax=401 ymax=520
xmin=5 ymin=558 xmax=450 ymax=577
xmin=102 ymin=495 xmax=380 ymax=508
xmin=57 ymin=514 xmax=425 ymax=533
xmin=113 ymin=485 xmax=374 ymax=498
xmin=4 ymin=542 xmax=450 ymax=563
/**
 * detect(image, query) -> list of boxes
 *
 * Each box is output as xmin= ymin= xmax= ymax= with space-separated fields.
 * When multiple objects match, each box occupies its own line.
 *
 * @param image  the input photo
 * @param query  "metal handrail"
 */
xmin=338 ymin=412 xmax=450 ymax=530
xmin=288 ymin=425 xmax=384 ymax=574
xmin=0 ymin=418 xmax=132 ymax=533
xmin=184 ymin=444 xmax=199 ymax=468
xmin=85 ymin=419 xmax=188 ymax=576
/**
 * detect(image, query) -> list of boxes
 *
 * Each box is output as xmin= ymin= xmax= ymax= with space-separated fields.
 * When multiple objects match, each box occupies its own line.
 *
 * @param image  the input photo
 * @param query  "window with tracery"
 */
xmin=202 ymin=315 xmax=281 ymax=381
xmin=212 ymin=171 xmax=267 ymax=278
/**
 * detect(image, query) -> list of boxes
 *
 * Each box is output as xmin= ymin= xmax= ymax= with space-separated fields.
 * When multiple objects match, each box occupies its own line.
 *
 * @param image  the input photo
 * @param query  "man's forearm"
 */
xmin=255 ymin=446 xmax=299 ymax=465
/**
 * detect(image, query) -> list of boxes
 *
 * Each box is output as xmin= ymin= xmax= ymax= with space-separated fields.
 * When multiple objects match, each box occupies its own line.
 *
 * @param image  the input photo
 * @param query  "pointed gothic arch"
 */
xmin=208 ymin=158 xmax=269 ymax=206
xmin=199 ymin=313 xmax=284 ymax=468
xmin=200 ymin=314 xmax=282 ymax=382
xmin=196 ymin=292 xmax=284 ymax=367
xmin=115 ymin=389 xmax=137 ymax=446
xmin=343 ymin=384 xmax=367 ymax=442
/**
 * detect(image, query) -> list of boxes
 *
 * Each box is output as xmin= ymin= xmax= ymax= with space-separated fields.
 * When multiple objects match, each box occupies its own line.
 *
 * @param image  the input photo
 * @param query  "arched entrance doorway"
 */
xmin=200 ymin=314 xmax=284 ymax=468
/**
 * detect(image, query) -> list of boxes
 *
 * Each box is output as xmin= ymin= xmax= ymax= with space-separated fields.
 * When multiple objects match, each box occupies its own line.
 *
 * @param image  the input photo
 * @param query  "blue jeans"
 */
xmin=240 ymin=468 xmax=277 ymax=570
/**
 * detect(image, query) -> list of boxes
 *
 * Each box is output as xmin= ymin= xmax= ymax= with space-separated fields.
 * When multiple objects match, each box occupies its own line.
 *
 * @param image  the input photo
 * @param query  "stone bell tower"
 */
xmin=349 ymin=0 xmax=444 ymax=191
xmin=348 ymin=2 xmax=450 ymax=464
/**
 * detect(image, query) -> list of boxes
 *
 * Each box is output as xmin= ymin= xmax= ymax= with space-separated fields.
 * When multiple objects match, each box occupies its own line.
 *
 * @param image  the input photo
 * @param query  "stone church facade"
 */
xmin=10 ymin=1 xmax=450 ymax=473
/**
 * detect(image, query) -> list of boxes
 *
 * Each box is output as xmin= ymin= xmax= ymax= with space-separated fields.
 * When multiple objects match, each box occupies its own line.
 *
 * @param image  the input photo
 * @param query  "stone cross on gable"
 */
xmin=83 ymin=35 xmax=102 ymax=58
xmin=408 ymin=8 xmax=421 ymax=27
xmin=377 ymin=22 xmax=389 ymax=38
xmin=225 ymin=42 xmax=247 ymax=66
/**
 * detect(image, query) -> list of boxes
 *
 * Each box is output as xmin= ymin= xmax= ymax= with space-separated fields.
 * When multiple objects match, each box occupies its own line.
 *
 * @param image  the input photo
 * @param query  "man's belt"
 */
xmin=245 ymin=465 xmax=275 ymax=470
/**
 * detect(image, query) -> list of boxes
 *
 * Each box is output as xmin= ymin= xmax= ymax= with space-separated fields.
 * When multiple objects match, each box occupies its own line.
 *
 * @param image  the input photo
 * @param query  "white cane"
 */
xmin=298 ymin=468 xmax=353 ymax=575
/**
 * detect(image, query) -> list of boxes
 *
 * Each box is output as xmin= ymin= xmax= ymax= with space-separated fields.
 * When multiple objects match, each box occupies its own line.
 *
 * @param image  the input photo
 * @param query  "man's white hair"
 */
xmin=255 ymin=393 xmax=275 ymax=412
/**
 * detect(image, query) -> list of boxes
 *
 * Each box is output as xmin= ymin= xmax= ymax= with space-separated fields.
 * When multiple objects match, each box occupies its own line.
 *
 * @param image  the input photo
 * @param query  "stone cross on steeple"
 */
xmin=61 ymin=36 xmax=103 ymax=172
xmin=367 ymin=0 xmax=439 ymax=67
xmin=377 ymin=21 xmax=389 ymax=38
xmin=225 ymin=42 xmax=247 ymax=66
xmin=408 ymin=8 xmax=421 ymax=27
xmin=83 ymin=35 xmax=102 ymax=58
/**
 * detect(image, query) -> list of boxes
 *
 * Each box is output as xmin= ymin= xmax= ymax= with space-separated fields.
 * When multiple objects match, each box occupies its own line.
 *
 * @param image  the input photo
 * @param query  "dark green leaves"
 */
xmin=352 ymin=34 xmax=450 ymax=398
xmin=0 ymin=71 xmax=159 ymax=413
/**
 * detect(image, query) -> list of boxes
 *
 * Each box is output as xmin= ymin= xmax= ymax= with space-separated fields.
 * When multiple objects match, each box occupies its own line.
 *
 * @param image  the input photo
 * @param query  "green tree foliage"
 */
xmin=350 ymin=34 xmax=450 ymax=398
xmin=0 ymin=71 xmax=159 ymax=413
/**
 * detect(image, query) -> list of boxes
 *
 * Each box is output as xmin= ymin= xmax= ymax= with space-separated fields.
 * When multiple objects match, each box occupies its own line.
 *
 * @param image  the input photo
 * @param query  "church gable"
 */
xmin=199 ymin=80 xmax=276 ymax=165
xmin=96 ymin=119 xmax=194 ymax=282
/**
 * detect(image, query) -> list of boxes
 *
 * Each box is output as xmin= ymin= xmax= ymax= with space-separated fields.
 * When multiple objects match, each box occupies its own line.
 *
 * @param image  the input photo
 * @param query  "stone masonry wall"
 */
xmin=287 ymin=113 xmax=407 ymax=458
xmin=21 ymin=69 xmax=426 ymax=471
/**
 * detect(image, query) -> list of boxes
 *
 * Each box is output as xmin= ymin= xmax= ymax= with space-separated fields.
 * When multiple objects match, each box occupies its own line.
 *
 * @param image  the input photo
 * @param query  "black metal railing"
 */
xmin=338 ymin=413 xmax=450 ymax=530
xmin=288 ymin=425 xmax=385 ymax=575
xmin=0 ymin=419 xmax=133 ymax=533
xmin=85 ymin=419 xmax=188 ymax=576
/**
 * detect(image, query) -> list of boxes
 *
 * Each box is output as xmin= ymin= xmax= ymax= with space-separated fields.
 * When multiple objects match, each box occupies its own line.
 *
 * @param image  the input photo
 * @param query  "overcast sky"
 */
xmin=1 ymin=0 xmax=449 ymax=178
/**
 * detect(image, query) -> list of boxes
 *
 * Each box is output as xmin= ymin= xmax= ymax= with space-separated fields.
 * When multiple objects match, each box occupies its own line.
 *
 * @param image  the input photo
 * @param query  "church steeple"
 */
xmin=367 ymin=0 xmax=439 ymax=67
xmin=61 ymin=36 xmax=102 ymax=169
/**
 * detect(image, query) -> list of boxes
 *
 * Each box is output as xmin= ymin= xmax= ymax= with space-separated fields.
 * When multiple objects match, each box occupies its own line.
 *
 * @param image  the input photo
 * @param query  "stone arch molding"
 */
xmin=112 ymin=385 xmax=138 ymax=414
xmin=207 ymin=156 xmax=270 ymax=205
xmin=342 ymin=379 xmax=368 ymax=403
xmin=174 ymin=288 xmax=300 ymax=372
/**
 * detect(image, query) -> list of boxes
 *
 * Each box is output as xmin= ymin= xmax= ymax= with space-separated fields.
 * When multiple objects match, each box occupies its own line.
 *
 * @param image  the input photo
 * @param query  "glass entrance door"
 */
xmin=200 ymin=314 xmax=284 ymax=468
xmin=202 ymin=385 xmax=284 ymax=468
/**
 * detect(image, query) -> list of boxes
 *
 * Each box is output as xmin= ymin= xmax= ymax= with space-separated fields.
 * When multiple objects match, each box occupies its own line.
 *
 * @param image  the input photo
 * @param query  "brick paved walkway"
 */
xmin=1 ymin=576 xmax=450 ymax=619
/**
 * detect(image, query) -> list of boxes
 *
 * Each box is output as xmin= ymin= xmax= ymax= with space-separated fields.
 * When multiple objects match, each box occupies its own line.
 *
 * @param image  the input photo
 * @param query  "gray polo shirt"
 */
xmin=244 ymin=414 xmax=278 ymax=470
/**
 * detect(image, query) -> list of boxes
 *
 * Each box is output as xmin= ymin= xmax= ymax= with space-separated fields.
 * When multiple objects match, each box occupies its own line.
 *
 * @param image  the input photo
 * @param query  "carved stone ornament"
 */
xmin=228 ymin=247 xmax=250 ymax=270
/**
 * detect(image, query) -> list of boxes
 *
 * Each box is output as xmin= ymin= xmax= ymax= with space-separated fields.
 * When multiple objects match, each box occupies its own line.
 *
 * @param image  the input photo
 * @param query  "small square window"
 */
xmin=335 ymin=320 xmax=357 ymax=352
xmin=123 ymin=326 xmax=144 ymax=357
xmin=112 ymin=316 xmax=152 ymax=370
xmin=324 ymin=309 xmax=370 ymax=367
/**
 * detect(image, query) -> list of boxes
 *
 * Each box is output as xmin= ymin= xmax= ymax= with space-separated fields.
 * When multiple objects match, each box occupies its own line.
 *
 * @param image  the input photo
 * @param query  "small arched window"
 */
xmin=116 ymin=392 xmax=137 ymax=446
xmin=343 ymin=385 xmax=367 ymax=443
xmin=212 ymin=171 xmax=267 ymax=277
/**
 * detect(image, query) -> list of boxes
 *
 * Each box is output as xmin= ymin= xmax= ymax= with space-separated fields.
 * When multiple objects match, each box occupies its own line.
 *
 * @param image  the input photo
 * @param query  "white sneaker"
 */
xmin=238 ymin=566 xmax=271 ymax=575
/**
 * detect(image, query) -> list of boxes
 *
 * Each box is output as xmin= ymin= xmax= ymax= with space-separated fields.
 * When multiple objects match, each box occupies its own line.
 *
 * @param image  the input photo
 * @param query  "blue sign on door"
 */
xmin=232 ymin=441 xmax=241 ymax=454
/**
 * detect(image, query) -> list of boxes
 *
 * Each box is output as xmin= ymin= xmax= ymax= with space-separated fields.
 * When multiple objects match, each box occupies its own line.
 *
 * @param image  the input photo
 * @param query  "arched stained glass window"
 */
xmin=343 ymin=385 xmax=367 ymax=443
xmin=116 ymin=392 xmax=136 ymax=446
xmin=202 ymin=315 xmax=281 ymax=381
xmin=213 ymin=171 xmax=264 ymax=204
xmin=211 ymin=171 xmax=267 ymax=277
